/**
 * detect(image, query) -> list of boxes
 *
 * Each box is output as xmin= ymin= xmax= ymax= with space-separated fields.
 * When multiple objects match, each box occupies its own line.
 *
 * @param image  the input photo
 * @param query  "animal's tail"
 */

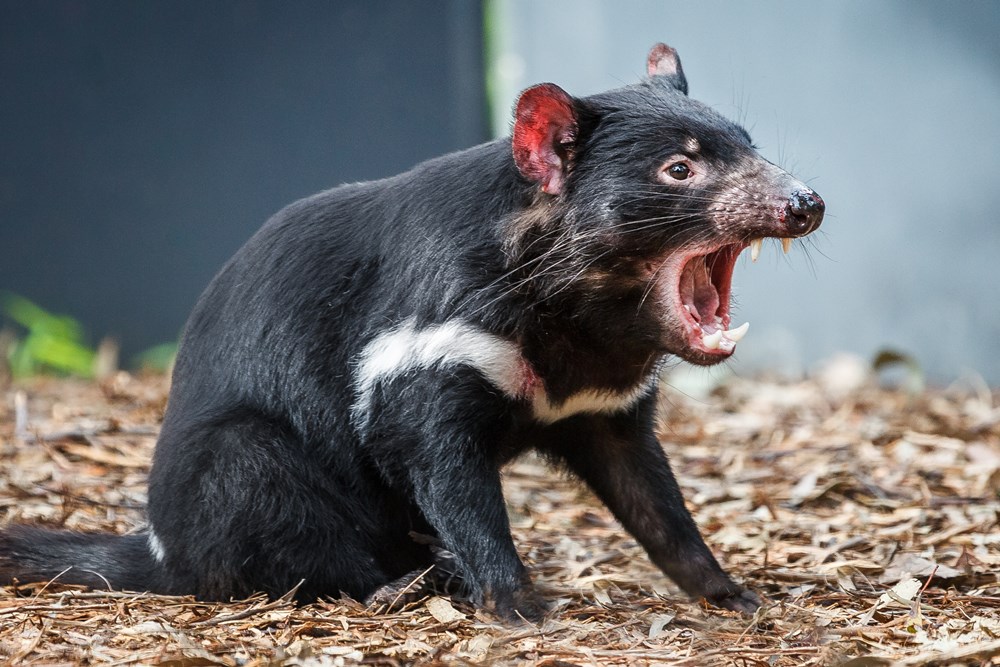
xmin=0 ymin=526 xmax=161 ymax=592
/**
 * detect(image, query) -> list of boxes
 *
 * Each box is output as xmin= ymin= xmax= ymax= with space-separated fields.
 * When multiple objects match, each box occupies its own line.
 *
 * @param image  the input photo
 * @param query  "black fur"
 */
xmin=0 ymin=527 xmax=158 ymax=591
xmin=0 ymin=44 xmax=822 ymax=619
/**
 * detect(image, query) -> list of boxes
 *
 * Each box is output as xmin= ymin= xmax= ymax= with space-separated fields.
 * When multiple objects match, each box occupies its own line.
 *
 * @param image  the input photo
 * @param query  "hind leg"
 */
xmin=364 ymin=538 xmax=466 ymax=609
xmin=147 ymin=411 xmax=432 ymax=601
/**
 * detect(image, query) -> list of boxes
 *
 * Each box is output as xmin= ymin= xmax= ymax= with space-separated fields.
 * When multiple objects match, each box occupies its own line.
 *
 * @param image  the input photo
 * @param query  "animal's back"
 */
xmin=171 ymin=140 xmax=516 ymax=415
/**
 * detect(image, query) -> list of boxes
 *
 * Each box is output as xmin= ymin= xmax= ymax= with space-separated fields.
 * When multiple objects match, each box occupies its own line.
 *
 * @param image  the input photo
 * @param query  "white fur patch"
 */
xmin=352 ymin=319 xmax=524 ymax=426
xmin=351 ymin=318 xmax=655 ymax=427
xmin=147 ymin=529 xmax=166 ymax=563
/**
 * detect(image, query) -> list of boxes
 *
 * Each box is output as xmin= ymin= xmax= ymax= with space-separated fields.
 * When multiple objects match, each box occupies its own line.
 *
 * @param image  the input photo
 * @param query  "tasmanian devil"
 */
xmin=0 ymin=43 xmax=823 ymax=620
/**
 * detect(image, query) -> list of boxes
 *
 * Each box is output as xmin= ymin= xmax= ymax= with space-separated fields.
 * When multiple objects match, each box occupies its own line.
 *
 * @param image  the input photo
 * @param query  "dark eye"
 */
xmin=667 ymin=162 xmax=691 ymax=180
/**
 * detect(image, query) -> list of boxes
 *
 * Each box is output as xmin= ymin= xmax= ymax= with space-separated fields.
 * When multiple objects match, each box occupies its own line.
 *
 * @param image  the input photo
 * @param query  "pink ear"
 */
xmin=647 ymin=42 xmax=688 ymax=94
xmin=512 ymin=83 xmax=577 ymax=195
xmin=647 ymin=42 xmax=681 ymax=77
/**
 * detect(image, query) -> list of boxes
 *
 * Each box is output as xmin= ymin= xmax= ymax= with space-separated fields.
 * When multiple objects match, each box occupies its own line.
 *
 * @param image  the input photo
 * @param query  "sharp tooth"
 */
xmin=702 ymin=330 xmax=723 ymax=350
xmin=781 ymin=237 xmax=793 ymax=254
xmin=723 ymin=322 xmax=749 ymax=342
xmin=750 ymin=238 xmax=762 ymax=263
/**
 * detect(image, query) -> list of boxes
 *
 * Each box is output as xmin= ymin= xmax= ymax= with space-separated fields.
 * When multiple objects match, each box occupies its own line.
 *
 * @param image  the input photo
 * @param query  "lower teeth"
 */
xmin=702 ymin=322 xmax=749 ymax=350
xmin=702 ymin=330 xmax=723 ymax=349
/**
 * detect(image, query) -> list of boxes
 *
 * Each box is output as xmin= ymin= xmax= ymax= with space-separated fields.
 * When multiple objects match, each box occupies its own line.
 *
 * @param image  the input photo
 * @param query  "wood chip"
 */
xmin=425 ymin=596 xmax=465 ymax=624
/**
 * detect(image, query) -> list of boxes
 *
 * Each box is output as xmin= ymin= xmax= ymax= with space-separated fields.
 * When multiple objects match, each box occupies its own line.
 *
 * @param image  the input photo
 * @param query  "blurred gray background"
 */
xmin=2 ymin=1 xmax=999 ymax=383
xmin=491 ymin=0 xmax=1000 ymax=384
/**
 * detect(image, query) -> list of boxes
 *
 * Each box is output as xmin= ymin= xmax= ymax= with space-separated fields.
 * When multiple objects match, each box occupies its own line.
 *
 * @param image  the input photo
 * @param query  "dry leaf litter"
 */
xmin=1 ymin=354 xmax=998 ymax=666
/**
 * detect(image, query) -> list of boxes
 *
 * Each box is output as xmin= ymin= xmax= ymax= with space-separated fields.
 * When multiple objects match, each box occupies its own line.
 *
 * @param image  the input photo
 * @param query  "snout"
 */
xmin=784 ymin=189 xmax=825 ymax=235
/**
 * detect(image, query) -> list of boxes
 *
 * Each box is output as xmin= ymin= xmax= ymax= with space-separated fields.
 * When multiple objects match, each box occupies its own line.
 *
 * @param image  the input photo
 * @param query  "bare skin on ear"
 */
xmin=512 ymin=83 xmax=577 ymax=195
xmin=646 ymin=42 xmax=688 ymax=94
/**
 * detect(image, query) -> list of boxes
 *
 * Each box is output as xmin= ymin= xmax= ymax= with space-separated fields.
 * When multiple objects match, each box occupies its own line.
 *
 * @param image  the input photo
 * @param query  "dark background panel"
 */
xmin=0 ymin=0 xmax=488 ymax=359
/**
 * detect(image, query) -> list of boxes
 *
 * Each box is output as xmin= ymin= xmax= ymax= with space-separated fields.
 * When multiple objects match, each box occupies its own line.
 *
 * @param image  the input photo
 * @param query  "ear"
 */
xmin=512 ymin=83 xmax=578 ymax=196
xmin=647 ymin=42 xmax=688 ymax=95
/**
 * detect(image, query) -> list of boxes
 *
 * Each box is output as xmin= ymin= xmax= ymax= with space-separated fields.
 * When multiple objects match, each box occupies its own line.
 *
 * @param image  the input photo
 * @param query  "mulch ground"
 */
xmin=1 ymin=357 xmax=998 ymax=666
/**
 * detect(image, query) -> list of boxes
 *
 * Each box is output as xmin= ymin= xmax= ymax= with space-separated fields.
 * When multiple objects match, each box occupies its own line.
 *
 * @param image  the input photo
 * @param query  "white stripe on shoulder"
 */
xmin=351 ymin=318 xmax=656 ymax=427
xmin=351 ymin=318 xmax=525 ymax=426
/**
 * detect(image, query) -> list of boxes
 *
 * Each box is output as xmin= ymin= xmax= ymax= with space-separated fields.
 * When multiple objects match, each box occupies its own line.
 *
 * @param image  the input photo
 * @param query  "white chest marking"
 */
xmin=351 ymin=318 xmax=655 ymax=427
xmin=529 ymin=381 xmax=656 ymax=424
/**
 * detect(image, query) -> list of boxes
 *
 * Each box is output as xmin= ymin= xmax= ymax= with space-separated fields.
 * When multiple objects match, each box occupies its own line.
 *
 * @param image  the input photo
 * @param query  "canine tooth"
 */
xmin=750 ymin=238 xmax=762 ymax=263
xmin=781 ymin=237 xmax=792 ymax=254
xmin=724 ymin=322 xmax=749 ymax=342
xmin=702 ymin=330 xmax=723 ymax=350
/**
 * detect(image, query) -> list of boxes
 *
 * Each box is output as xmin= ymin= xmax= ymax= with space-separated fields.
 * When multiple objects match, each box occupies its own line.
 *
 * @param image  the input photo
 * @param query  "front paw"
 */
xmin=487 ymin=585 xmax=549 ymax=623
xmin=663 ymin=554 xmax=761 ymax=615
xmin=706 ymin=585 xmax=761 ymax=615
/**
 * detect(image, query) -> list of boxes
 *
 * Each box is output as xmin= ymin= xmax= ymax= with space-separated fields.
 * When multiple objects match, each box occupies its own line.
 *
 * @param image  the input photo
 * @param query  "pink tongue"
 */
xmin=691 ymin=260 xmax=719 ymax=330
xmin=679 ymin=264 xmax=696 ymax=320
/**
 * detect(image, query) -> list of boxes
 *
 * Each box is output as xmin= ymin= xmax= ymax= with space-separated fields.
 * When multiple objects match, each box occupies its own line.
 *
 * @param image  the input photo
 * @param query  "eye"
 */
xmin=667 ymin=162 xmax=691 ymax=180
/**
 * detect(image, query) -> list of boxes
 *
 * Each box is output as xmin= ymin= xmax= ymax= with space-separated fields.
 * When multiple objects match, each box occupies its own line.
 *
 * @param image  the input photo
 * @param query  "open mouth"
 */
xmin=675 ymin=242 xmax=748 ymax=356
xmin=671 ymin=237 xmax=798 ymax=358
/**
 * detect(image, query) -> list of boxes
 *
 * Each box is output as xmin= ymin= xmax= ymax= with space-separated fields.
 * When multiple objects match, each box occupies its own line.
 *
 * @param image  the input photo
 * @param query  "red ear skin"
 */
xmin=646 ymin=42 xmax=689 ymax=95
xmin=512 ymin=83 xmax=577 ymax=196
xmin=647 ymin=42 xmax=682 ymax=78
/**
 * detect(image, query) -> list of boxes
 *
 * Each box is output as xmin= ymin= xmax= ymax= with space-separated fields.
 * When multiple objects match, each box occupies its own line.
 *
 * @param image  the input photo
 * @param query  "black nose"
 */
xmin=786 ymin=189 xmax=825 ymax=235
